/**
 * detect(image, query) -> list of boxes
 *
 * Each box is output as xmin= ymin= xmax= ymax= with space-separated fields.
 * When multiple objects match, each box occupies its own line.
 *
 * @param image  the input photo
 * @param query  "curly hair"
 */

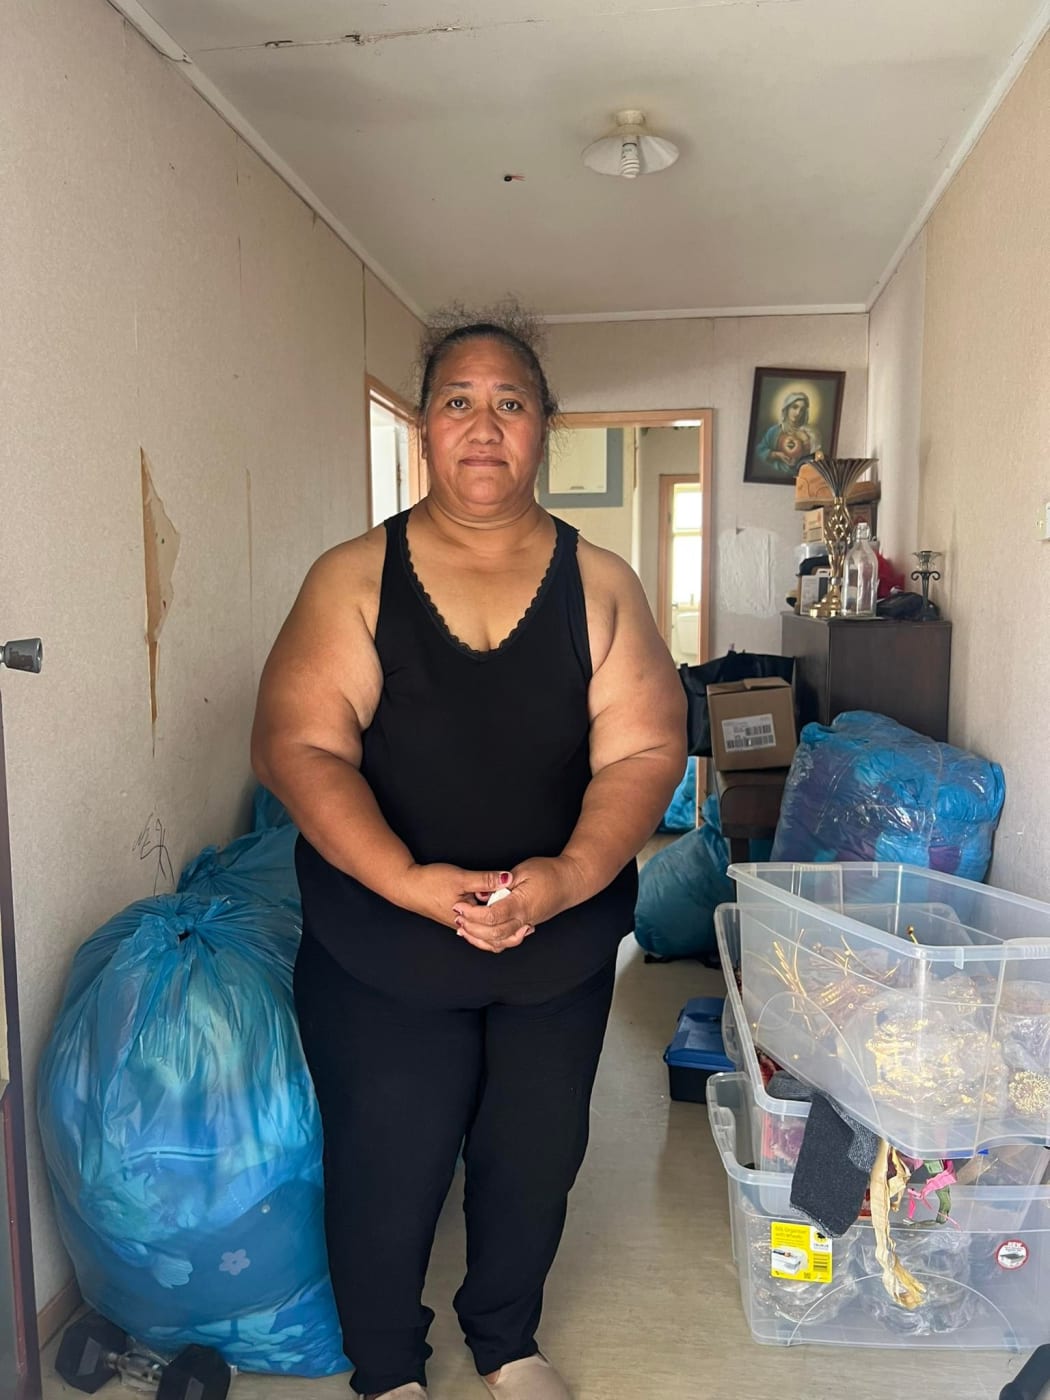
xmin=415 ymin=300 xmax=559 ymax=424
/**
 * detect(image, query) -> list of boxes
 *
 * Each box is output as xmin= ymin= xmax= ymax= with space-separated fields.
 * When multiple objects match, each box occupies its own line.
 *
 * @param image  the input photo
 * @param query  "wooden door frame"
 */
xmin=558 ymin=409 xmax=713 ymax=668
xmin=364 ymin=376 xmax=427 ymax=526
xmin=0 ymin=692 xmax=41 ymax=1400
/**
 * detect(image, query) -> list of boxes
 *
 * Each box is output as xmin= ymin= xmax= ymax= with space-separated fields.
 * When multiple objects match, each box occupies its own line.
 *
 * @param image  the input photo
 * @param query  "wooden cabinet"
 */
xmin=781 ymin=613 xmax=952 ymax=742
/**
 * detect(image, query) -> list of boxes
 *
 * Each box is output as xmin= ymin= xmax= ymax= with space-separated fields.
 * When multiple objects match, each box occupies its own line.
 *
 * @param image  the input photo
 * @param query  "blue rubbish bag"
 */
xmin=251 ymin=785 xmax=292 ymax=832
xmin=659 ymin=758 xmax=698 ymax=833
xmin=37 ymin=893 xmax=347 ymax=1377
xmin=772 ymin=710 xmax=1005 ymax=880
xmin=635 ymin=796 xmax=734 ymax=959
xmin=179 ymin=824 xmax=300 ymax=911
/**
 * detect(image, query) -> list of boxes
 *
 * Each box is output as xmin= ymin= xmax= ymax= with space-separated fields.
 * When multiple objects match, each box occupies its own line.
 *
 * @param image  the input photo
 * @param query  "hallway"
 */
xmin=44 ymin=936 xmax=1021 ymax=1399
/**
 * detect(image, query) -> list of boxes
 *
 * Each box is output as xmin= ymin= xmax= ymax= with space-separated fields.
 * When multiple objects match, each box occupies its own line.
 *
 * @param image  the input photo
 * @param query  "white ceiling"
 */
xmin=135 ymin=0 xmax=1048 ymax=318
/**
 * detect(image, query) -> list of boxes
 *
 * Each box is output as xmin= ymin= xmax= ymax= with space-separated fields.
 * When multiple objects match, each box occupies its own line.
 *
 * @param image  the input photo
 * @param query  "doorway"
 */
xmin=658 ymin=474 xmax=702 ymax=667
xmin=366 ymin=378 xmax=425 ymax=527
xmin=553 ymin=411 xmax=712 ymax=670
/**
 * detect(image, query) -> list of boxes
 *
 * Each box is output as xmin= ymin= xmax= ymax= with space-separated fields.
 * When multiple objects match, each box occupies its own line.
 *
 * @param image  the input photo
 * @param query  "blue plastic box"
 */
xmin=664 ymin=995 xmax=734 ymax=1102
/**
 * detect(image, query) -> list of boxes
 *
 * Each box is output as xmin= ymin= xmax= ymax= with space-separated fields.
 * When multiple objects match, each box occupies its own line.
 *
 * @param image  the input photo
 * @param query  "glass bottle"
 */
xmin=843 ymin=521 xmax=878 ymax=618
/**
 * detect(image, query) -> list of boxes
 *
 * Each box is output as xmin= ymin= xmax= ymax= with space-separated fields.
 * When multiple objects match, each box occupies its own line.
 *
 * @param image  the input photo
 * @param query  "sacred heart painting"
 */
xmin=743 ymin=367 xmax=845 ymax=485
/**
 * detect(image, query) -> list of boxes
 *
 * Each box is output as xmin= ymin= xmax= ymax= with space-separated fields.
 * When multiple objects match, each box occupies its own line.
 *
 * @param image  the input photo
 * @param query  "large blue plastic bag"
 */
xmin=659 ymin=758 xmax=697 ymax=833
xmin=179 ymin=824 xmax=300 ymax=910
xmin=252 ymin=785 xmax=292 ymax=832
xmin=637 ymin=795 xmax=751 ymax=959
xmin=771 ymin=710 xmax=1005 ymax=880
xmin=37 ymin=893 xmax=346 ymax=1376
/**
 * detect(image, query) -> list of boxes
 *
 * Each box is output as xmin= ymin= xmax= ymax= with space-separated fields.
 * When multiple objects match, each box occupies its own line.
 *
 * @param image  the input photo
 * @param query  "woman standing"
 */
xmin=252 ymin=311 xmax=685 ymax=1400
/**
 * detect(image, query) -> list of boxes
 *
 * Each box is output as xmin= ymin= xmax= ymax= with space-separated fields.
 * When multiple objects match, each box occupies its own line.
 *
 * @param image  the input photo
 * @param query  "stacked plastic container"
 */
xmin=710 ymin=1071 xmax=1050 ymax=1349
xmin=711 ymin=863 xmax=1050 ymax=1350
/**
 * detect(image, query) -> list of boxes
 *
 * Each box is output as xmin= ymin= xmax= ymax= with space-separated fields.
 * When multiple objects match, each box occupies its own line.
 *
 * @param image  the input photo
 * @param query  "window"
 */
xmin=666 ymin=481 xmax=702 ymax=665
xmin=368 ymin=381 xmax=424 ymax=527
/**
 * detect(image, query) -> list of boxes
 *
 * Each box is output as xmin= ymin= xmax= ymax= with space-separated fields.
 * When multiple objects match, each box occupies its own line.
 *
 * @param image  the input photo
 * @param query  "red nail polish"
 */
xmin=500 ymin=872 xmax=511 ymax=885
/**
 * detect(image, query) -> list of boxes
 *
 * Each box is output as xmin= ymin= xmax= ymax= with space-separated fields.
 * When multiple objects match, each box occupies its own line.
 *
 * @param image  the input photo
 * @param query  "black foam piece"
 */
xmin=789 ymin=1091 xmax=878 ymax=1237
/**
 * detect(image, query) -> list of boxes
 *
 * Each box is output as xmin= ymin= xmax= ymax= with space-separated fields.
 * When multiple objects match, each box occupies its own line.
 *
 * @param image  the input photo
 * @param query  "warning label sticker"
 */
xmin=996 ymin=1239 xmax=1029 ymax=1271
xmin=770 ymin=1222 xmax=833 ymax=1283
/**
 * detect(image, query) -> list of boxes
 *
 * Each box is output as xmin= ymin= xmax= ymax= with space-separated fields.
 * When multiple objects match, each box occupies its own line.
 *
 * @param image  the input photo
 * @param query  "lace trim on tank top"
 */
xmin=399 ymin=516 xmax=566 ymax=661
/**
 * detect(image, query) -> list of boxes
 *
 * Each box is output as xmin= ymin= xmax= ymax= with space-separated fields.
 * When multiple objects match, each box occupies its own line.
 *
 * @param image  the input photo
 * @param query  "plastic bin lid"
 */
xmin=665 ymin=996 xmax=734 ymax=1070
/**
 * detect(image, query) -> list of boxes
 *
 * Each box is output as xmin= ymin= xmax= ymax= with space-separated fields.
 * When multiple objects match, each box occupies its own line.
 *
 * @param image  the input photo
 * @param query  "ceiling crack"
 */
xmin=197 ymin=1 xmax=804 ymax=55
xmin=199 ymin=19 xmax=541 ymax=55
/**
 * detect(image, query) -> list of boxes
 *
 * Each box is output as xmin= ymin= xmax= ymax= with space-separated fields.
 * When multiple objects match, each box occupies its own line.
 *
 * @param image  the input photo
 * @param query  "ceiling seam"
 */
xmin=541 ymin=304 xmax=868 ymax=323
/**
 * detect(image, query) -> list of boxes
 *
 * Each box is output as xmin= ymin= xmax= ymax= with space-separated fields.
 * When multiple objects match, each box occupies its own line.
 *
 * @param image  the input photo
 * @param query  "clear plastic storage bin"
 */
xmin=728 ymin=863 xmax=1050 ymax=1158
xmin=708 ymin=1071 xmax=1050 ymax=1350
xmin=717 ymin=909 xmax=807 ymax=1175
xmin=715 ymin=906 xmax=1048 ymax=1213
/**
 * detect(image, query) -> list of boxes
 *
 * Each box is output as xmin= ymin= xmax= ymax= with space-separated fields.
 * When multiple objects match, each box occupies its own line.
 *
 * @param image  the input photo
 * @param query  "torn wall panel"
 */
xmin=140 ymin=449 xmax=180 ymax=725
xmin=717 ymin=526 xmax=777 ymax=617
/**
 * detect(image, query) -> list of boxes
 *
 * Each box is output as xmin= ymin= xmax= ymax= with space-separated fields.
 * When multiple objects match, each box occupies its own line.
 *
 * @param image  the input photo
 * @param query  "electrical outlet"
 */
xmin=1040 ymin=502 xmax=1050 ymax=542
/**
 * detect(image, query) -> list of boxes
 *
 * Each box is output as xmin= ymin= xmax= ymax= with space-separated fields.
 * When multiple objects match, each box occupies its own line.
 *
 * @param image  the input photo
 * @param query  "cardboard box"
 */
xmin=794 ymin=462 xmax=881 ymax=511
xmin=800 ymin=502 xmax=877 ymax=544
xmin=707 ymin=677 xmax=797 ymax=772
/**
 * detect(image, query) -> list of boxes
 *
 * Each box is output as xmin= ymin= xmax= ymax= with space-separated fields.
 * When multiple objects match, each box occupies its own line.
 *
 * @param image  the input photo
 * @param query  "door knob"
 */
xmin=0 ymin=639 xmax=43 ymax=674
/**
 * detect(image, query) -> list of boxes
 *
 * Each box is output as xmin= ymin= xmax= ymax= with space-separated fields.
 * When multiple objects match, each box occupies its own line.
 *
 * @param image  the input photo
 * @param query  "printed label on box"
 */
xmin=770 ymin=1222 xmax=833 ymax=1283
xmin=722 ymin=714 xmax=776 ymax=753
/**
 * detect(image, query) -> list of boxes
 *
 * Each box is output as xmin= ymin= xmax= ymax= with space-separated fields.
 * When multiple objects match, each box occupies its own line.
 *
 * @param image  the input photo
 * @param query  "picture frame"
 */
xmin=743 ymin=367 xmax=845 ymax=485
xmin=538 ymin=427 xmax=624 ymax=509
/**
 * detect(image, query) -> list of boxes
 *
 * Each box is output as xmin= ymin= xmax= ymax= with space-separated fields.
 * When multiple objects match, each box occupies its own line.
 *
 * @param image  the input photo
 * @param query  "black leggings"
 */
xmin=293 ymin=933 xmax=617 ymax=1397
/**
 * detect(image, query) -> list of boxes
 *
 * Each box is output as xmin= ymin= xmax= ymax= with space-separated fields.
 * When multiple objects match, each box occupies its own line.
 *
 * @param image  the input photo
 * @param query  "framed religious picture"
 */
xmin=743 ymin=367 xmax=845 ymax=485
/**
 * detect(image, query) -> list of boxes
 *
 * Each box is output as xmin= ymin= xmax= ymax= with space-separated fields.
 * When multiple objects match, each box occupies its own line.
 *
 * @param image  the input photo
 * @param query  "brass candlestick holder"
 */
xmin=911 ymin=550 xmax=943 ymax=620
xmin=804 ymin=455 xmax=878 ymax=618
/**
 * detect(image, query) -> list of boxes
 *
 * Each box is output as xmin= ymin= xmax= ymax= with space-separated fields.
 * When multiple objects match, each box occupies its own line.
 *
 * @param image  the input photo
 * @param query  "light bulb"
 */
xmin=620 ymin=138 xmax=641 ymax=179
xmin=582 ymin=111 xmax=679 ymax=179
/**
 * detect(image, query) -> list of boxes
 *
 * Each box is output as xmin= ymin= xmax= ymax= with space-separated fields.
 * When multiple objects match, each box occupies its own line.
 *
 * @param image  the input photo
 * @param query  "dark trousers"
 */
xmin=293 ymin=934 xmax=616 ymax=1397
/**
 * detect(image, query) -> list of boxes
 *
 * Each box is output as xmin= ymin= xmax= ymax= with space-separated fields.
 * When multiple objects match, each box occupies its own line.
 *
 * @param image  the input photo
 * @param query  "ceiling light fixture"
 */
xmin=582 ymin=110 xmax=679 ymax=180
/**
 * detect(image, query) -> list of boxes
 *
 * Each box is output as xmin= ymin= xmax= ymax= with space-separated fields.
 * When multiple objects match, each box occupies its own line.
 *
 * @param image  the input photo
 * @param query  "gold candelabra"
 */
xmin=804 ymin=454 xmax=878 ymax=618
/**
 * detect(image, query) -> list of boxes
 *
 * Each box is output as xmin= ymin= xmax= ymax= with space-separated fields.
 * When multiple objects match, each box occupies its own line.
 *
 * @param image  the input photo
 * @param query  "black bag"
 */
xmin=679 ymin=650 xmax=795 ymax=757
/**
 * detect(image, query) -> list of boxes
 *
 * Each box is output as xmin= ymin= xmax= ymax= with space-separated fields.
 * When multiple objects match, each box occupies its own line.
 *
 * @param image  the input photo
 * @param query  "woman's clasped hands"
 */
xmin=399 ymin=857 xmax=588 ymax=954
xmin=454 ymin=856 xmax=588 ymax=953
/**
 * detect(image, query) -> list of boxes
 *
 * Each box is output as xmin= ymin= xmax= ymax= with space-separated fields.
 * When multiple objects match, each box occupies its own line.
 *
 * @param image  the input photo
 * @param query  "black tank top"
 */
xmin=295 ymin=509 xmax=638 ymax=1008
